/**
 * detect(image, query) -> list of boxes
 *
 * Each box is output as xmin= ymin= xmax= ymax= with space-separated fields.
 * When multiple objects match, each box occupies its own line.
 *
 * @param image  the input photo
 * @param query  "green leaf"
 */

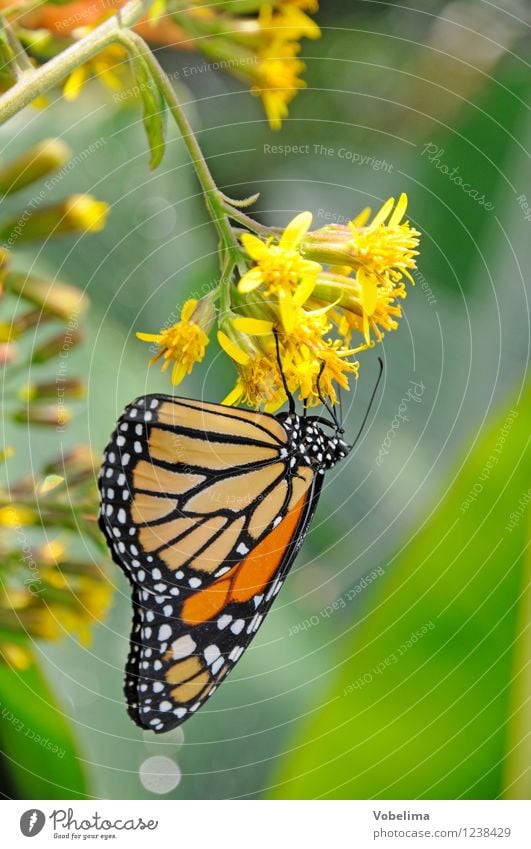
xmin=273 ymin=386 xmax=530 ymax=799
xmin=0 ymin=655 xmax=89 ymax=798
xmin=130 ymin=54 xmax=166 ymax=170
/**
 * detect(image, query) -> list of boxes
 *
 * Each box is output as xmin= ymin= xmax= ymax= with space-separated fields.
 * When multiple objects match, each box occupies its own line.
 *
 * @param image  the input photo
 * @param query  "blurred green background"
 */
xmin=0 ymin=0 xmax=529 ymax=799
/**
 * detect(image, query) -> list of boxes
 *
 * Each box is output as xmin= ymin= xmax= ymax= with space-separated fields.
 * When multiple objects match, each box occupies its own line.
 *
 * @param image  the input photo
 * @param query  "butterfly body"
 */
xmin=98 ymin=394 xmax=349 ymax=732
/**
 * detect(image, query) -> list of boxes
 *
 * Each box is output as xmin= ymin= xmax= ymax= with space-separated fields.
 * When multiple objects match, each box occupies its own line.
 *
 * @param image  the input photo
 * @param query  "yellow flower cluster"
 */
xmin=0 ymin=140 xmax=114 ymax=669
xmin=49 ymin=1 xmax=320 ymax=127
xmin=138 ymin=193 xmax=421 ymax=411
xmin=251 ymin=1 xmax=321 ymax=130
xmin=0 ymin=533 xmax=112 ymax=669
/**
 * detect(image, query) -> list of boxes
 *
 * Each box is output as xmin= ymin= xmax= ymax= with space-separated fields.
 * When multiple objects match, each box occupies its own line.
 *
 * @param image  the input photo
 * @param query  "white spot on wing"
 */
xmin=211 ymin=656 xmax=224 ymax=675
xmin=171 ymin=635 xmax=196 ymax=660
xmin=158 ymin=624 xmax=172 ymax=641
xmin=204 ymin=644 xmax=221 ymax=666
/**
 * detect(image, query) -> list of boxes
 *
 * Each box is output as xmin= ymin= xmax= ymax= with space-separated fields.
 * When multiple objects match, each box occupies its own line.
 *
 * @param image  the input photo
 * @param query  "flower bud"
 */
xmin=12 ymin=404 xmax=73 ymax=427
xmin=0 ymin=505 xmax=36 ymax=527
xmin=6 ymin=272 xmax=89 ymax=320
xmin=0 ymin=194 xmax=109 ymax=242
xmin=0 ymin=138 xmax=71 ymax=196
xmin=31 ymin=328 xmax=84 ymax=363
xmin=43 ymin=444 xmax=96 ymax=487
xmin=0 ymin=642 xmax=32 ymax=669
xmin=20 ymin=378 xmax=85 ymax=402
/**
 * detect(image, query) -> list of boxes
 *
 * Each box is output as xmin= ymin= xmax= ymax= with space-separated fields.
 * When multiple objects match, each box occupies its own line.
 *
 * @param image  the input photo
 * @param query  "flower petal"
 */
xmin=222 ymin=383 xmax=243 ymax=407
xmin=279 ymin=211 xmax=313 ymax=251
xmin=388 ymin=193 xmax=408 ymax=228
xmin=293 ymin=275 xmax=316 ymax=307
xmin=241 ymin=233 xmax=269 ymax=261
xmin=63 ymin=66 xmax=88 ymax=101
xmin=136 ymin=332 xmax=162 ymax=343
xmin=238 ymin=268 xmax=264 ymax=294
xmin=279 ymin=292 xmax=296 ymax=333
xmin=171 ymin=360 xmax=187 ymax=385
xmin=233 ymin=316 xmax=274 ymax=336
xmin=368 ymin=196 xmax=394 ymax=231
xmin=358 ymin=268 xmax=378 ymax=315
xmin=181 ymin=298 xmax=198 ymax=321
xmin=217 ymin=330 xmax=251 ymax=365
xmin=350 ymin=207 xmax=371 ymax=228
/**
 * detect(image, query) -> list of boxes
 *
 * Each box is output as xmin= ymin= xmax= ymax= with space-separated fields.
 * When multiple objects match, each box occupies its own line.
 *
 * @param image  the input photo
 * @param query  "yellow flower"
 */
xmin=218 ymin=328 xmax=285 ymax=411
xmin=279 ymin=306 xmax=360 ymax=406
xmin=348 ymin=193 xmax=420 ymax=286
xmin=64 ymin=194 xmax=110 ymax=233
xmin=220 ymin=306 xmax=359 ymax=409
xmin=63 ymin=43 xmax=129 ymax=101
xmin=247 ymin=1 xmax=321 ymax=129
xmin=252 ymin=39 xmax=307 ymax=131
xmin=259 ymin=3 xmax=321 ymax=41
xmin=137 ymin=298 xmax=212 ymax=386
xmin=0 ymin=505 xmax=35 ymax=527
xmin=300 ymin=194 xmax=421 ymax=345
xmin=0 ymin=540 xmax=113 ymax=663
xmin=1 ymin=642 xmax=32 ymax=670
xmin=239 ymin=212 xmax=321 ymax=330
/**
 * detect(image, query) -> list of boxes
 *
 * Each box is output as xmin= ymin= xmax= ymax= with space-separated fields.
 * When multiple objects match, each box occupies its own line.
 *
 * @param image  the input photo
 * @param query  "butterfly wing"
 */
xmin=98 ymin=395 xmax=320 ymax=732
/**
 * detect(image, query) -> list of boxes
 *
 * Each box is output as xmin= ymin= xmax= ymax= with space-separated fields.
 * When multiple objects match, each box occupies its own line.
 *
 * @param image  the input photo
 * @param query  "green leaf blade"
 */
xmin=272 ymin=388 xmax=530 ymax=800
xmin=0 ymin=657 xmax=90 ymax=799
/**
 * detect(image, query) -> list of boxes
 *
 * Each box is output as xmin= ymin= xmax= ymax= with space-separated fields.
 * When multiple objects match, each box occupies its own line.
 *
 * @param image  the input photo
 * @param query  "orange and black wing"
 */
xmin=98 ymin=394 xmax=320 ymax=732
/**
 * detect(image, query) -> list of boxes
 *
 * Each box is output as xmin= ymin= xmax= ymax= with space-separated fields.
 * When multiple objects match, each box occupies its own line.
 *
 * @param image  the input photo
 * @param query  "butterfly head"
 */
xmin=280 ymin=413 xmax=351 ymax=473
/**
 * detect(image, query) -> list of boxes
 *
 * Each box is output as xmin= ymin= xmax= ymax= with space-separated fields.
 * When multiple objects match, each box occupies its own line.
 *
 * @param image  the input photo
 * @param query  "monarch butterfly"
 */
xmin=98 ymin=367 xmax=381 ymax=733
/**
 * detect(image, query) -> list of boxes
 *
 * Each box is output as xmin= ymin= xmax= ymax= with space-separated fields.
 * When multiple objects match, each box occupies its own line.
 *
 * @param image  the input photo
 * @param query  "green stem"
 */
xmin=0 ymin=0 xmax=150 ymax=123
xmin=221 ymin=202 xmax=273 ymax=237
xmin=118 ymin=30 xmax=245 ymax=313
xmin=0 ymin=3 xmax=260 ymax=315
xmin=118 ymin=32 xmax=233 ymax=233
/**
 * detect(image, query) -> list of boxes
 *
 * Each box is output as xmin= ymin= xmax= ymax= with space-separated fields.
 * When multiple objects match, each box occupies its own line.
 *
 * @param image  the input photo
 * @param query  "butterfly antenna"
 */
xmin=351 ymin=357 xmax=384 ymax=449
xmin=337 ymin=385 xmax=344 ymax=430
xmin=273 ymin=328 xmax=295 ymax=415
xmin=316 ymin=360 xmax=341 ymax=431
